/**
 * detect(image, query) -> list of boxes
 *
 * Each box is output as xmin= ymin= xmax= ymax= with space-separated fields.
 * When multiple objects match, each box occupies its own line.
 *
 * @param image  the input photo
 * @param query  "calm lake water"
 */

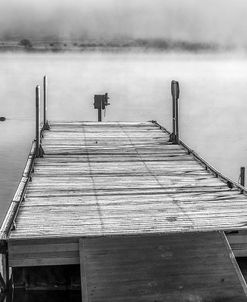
xmin=1 ymin=51 xmax=247 ymax=226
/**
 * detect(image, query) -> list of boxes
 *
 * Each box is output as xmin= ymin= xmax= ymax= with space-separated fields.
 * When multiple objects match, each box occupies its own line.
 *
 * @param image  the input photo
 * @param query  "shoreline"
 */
xmin=0 ymin=38 xmax=223 ymax=53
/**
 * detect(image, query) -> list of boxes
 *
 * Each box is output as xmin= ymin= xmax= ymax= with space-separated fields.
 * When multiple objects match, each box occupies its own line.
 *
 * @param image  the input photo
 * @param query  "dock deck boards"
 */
xmin=8 ymin=121 xmax=247 ymax=239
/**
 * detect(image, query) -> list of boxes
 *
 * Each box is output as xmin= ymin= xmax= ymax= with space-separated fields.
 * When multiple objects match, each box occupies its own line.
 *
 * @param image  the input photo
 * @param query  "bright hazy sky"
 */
xmin=0 ymin=0 xmax=246 ymax=46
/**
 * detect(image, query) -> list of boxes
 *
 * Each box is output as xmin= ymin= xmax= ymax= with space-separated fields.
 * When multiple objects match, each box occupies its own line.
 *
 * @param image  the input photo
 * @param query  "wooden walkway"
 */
xmin=2 ymin=120 xmax=247 ymax=300
xmin=7 ymin=121 xmax=247 ymax=239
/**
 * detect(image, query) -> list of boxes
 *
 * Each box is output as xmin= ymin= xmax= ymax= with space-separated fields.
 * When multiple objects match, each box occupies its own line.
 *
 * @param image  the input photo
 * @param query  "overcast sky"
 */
xmin=0 ymin=0 xmax=246 ymax=46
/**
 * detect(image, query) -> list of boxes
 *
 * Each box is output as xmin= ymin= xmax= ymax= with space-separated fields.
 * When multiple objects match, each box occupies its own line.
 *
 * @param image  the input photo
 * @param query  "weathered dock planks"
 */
xmin=6 ymin=121 xmax=247 ymax=242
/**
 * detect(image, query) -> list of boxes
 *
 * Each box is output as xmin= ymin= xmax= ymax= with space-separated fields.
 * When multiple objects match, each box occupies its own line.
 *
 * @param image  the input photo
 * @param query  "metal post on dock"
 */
xmin=170 ymin=80 xmax=180 ymax=144
xmin=94 ymin=94 xmax=110 ymax=122
xmin=240 ymin=167 xmax=245 ymax=187
xmin=43 ymin=76 xmax=50 ymax=130
xmin=98 ymin=103 xmax=102 ymax=122
xmin=36 ymin=85 xmax=44 ymax=157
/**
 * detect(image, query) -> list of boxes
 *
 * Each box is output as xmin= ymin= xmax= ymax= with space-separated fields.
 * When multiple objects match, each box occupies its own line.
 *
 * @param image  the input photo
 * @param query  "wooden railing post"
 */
xmin=43 ymin=76 xmax=50 ymax=130
xmin=240 ymin=167 xmax=245 ymax=187
xmin=36 ymin=85 xmax=40 ymax=155
xmin=170 ymin=80 xmax=180 ymax=144
xmin=36 ymin=85 xmax=44 ymax=157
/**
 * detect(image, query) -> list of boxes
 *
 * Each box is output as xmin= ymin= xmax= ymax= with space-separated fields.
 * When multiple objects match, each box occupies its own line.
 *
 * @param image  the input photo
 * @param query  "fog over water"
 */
xmin=1 ymin=0 xmax=247 ymax=48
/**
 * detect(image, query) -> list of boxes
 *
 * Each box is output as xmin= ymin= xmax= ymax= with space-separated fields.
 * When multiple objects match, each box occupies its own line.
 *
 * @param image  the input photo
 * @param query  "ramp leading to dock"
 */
xmin=80 ymin=232 xmax=247 ymax=302
xmin=2 ymin=121 xmax=247 ymax=299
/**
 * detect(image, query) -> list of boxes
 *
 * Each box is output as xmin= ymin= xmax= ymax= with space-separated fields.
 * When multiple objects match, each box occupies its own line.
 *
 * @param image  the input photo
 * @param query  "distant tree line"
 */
xmin=19 ymin=39 xmax=32 ymax=49
xmin=15 ymin=37 xmax=218 ymax=52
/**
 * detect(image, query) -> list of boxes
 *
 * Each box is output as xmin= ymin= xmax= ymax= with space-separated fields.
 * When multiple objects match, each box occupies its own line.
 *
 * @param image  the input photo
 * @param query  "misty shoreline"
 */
xmin=0 ymin=38 xmax=227 ymax=53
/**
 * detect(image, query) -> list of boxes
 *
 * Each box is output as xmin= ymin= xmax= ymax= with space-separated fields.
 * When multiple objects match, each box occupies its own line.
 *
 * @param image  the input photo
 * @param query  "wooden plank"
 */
xmin=79 ymin=232 xmax=247 ymax=302
xmin=80 ymin=239 xmax=89 ymax=302
xmin=8 ymin=237 xmax=80 ymax=267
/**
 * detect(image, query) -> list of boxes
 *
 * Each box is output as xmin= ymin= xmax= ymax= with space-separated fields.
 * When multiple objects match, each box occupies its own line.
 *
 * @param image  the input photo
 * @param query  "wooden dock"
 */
xmin=1 ymin=80 xmax=247 ymax=300
xmin=5 ymin=121 xmax=247 ymax=239
xmin=1 ymin=120 xmax=247 ymax=300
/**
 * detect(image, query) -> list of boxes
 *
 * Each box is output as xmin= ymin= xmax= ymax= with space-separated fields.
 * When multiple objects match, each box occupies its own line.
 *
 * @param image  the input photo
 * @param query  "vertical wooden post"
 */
xmin=171 ymin=80 xmax=180 ymax=144
xmin=0 ymin=243 xmax=9 ymax=293
xmin=43 ymin=76 xmax=50 ymax=130
xmin=36 ymin=86 xmax=44 ymax=157
xmin=171 ymin=81 xmax=176 ymax=142
xmin=2 ymin=254 xmax=9 ymax=292
xmin=36 ymin=85 xmax=41 ymax=157
xmin=240 ymin=167 xmax=245 ymax=187
xmin=175 ymin=83 xmax=179 ymax=142
xmin=98 ymin=106 xmax=102 ymax=122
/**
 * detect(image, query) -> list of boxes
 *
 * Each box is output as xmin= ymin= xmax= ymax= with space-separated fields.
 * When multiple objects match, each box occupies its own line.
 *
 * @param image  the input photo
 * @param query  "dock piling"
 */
xmin=0 ymin=245 xmax=9 ymax=293
xmin=35 ymin=85 xmax=44 ymax=157
xmin=170 ymin=80 xmax=180 ymax=144
xmin=43 ymin=76 xmax=50 ymax=130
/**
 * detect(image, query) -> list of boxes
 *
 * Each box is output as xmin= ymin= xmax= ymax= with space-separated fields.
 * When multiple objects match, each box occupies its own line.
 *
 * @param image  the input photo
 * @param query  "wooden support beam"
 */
xmin=0 ymin=272 xmax=6 ymax=293
xmin=0 ymin=253 xmax=8 ymax=293
xmin=0 ymin=241 xmax=8 ymax=293
xmin=79 ymin=239 xmax=89 ymax=302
